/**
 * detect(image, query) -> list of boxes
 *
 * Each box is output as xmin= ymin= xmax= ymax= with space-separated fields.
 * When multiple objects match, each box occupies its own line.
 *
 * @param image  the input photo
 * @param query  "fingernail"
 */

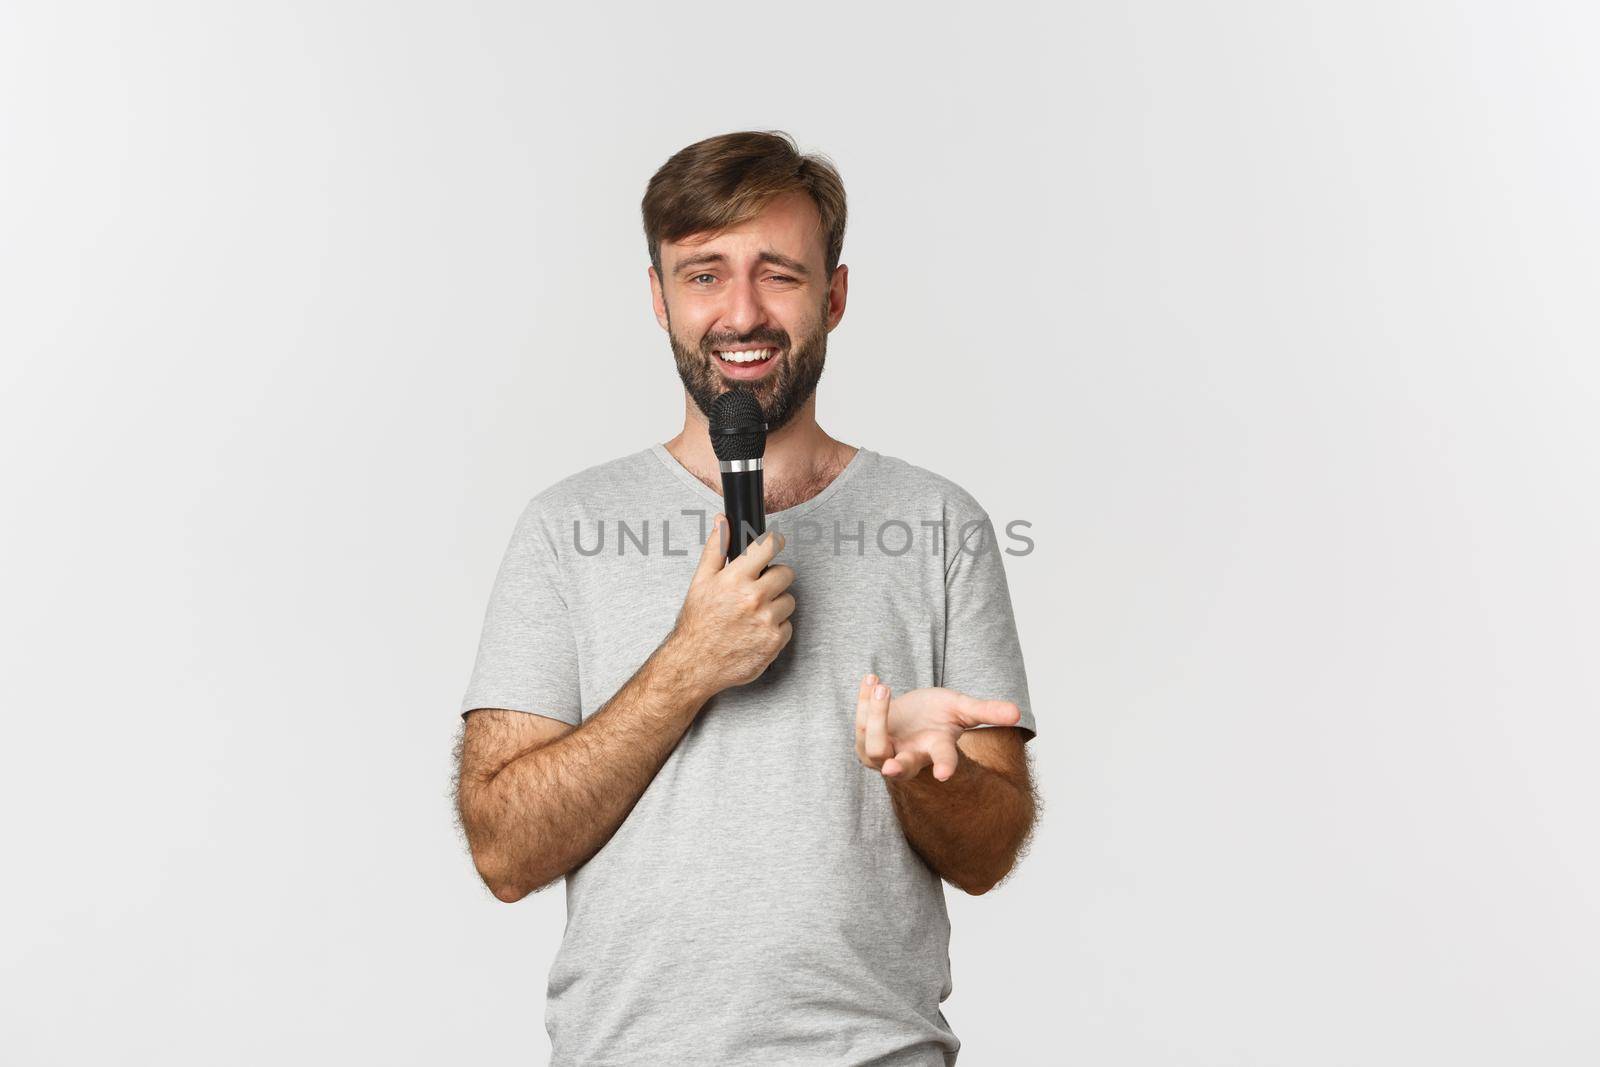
xmin=874 ymin=684 xmax=887 ymax=700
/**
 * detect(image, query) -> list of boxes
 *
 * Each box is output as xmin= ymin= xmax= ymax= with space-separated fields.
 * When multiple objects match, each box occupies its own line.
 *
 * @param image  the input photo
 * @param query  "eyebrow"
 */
xmin=673 ymin=249 xmax=812 ymax=278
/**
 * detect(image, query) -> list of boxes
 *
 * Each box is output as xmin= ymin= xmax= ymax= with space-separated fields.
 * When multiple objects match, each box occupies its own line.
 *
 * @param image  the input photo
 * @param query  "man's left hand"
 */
xmin=854 ymin=674 xmax=1022 ymax=782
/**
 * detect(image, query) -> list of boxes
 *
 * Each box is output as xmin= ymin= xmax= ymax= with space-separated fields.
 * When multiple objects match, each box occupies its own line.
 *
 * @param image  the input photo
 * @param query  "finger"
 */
xmin=883 ymin=746 xmax=929 ymax=779
xmin=855 ymin=674 xmax=874 ymax=764
xmin=693 ymin=514 xmax=727 ymax=581
xmin=929 ymin=736 xmax=963 ymax=781
xmin=955 ymin=696 xmax=1022 ymax=729
xmin=854 ymin=673 xmax=878 ymax=755
xmin=752 ymin=562 xmax=796 ymax=599
xmin=855 ymin=672 xmax=877 ymax=704
xmin=865 ymin=683 xmax=891 ymax=762
xmin=767 ymin=592 xmax=795 ymax=625
xmin=727 ymin=528 xmax=785 ymax=578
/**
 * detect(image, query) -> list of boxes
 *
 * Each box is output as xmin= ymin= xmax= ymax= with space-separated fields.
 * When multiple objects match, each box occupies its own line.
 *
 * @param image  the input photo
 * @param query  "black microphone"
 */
xmin=708 ymin=391 xmax=767 ymax=561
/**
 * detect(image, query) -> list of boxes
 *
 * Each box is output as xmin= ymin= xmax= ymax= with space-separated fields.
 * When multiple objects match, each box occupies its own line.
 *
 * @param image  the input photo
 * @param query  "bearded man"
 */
xmin=455 ymin=130 xmax=1039 ymax=1066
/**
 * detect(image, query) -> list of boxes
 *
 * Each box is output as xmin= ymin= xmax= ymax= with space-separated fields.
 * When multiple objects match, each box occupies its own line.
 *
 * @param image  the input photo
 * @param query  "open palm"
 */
xmin=854 ymin=675 xmax=1022 ymax=781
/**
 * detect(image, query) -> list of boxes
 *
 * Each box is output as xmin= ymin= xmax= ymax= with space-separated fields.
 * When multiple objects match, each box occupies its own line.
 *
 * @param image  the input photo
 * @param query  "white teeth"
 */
xmin=717 ymin=348 xmax=772 ymax=364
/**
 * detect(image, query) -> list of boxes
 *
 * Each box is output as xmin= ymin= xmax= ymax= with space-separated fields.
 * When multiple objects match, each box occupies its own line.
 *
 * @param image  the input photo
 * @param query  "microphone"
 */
xmin=708 ymin=390 xmax=767 ymax=561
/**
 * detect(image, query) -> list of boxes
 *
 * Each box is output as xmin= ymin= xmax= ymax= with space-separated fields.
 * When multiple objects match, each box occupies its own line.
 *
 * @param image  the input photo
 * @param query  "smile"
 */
xmin=714 ymin=347 xmax=777 ymax=365
xmin=712 ymin=347 xmax=780 ymax=380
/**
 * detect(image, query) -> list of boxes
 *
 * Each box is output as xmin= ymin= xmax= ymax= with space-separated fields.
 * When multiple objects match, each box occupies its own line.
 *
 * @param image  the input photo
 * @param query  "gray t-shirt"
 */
xmin=460 ymin=443 xmax=1035 ymax=1066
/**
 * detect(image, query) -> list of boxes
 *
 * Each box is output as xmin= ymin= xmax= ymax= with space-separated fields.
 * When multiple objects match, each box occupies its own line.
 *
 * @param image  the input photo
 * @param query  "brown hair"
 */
xmin=641 ymin=130 xmax=847 ymax=279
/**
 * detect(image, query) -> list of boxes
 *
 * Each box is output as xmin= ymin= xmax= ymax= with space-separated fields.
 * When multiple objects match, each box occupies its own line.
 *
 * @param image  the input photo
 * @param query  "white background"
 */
xmin=3 ymin=2 xmax=1596 ymax=1064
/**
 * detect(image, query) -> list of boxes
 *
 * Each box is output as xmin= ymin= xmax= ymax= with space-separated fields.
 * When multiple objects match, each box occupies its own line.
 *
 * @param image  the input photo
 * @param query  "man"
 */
xmin=454 ymin=130 xmax=1038 ymax=1066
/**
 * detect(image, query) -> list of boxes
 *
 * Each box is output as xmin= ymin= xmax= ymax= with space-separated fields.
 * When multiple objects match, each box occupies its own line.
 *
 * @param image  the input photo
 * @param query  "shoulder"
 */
xmin=861 ymin=448 xmax=991 ymax=529
xmin=855 ymin=448 xmax=1006 ymax=569
xmin=525 ymin=448 xmax=657 ymax=512
xmin=506 ymin=448 xmax=659 ymax=545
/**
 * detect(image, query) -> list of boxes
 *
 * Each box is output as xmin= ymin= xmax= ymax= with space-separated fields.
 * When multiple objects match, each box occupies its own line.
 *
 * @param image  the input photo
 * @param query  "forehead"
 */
xmin=664 ymin=191 xmax=825 ymax=268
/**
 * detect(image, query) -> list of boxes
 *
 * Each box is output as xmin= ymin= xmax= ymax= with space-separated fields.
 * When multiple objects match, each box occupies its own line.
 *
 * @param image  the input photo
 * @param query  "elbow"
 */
xmin=458 ymin=782 xmax=559 ymax=902
xmin=489 ymin=878 xmax=529 ymax=904
xmin=962 ymin=802 xmax=1037 ymax=896
xmin=950 ymin=867 xmax=1001 ymax=895
xmin=471 ymin=847 xmax=535 ymax=904
xmin=475 ymin=849 xmax=567 ymax=903
xmin=481 ymin=864 xmax=534 ymax=904
xmin=956 ymin=854 xmax=1022 ymax=896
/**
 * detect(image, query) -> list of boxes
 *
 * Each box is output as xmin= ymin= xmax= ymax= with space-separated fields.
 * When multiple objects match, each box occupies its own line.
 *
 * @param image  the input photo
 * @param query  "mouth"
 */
xmin=711 ymin=346 xmax=780 ymax=380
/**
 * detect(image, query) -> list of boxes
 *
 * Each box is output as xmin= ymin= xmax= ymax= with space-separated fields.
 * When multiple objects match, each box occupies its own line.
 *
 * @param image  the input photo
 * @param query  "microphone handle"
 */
xmin=719 ymin=467 xmax=766 ymax=561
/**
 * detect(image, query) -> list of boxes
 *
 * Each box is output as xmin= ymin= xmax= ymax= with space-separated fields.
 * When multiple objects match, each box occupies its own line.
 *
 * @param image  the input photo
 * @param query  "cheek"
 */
xmin=675 ymin=329 xmax=707 ymax=357
xmin=775 ymin=302 xmax=824 ymax=342
xmin=676 ymin=308 xmax=719 ymax=344
xmin=668 ymin=314 xmax=709 ymax=350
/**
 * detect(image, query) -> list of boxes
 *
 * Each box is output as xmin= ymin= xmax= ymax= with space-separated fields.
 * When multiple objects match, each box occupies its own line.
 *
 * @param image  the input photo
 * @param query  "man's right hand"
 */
xmin=460 ymin=519 xmax=793 ymax=901
xmin=668 ymin=514 xmax=795 ymax=696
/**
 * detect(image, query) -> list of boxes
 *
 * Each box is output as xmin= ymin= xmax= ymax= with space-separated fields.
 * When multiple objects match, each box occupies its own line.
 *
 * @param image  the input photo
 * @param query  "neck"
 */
xmin=663 ymin=392 xmax=856 ymax=505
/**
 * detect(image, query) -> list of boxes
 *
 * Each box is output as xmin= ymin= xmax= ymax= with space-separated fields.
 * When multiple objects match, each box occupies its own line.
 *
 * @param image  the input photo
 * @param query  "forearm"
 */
xmin=468 ymin=634 xmax=712 ymax=899
xmin=885 ymin=753 xmax=1035 ymax=895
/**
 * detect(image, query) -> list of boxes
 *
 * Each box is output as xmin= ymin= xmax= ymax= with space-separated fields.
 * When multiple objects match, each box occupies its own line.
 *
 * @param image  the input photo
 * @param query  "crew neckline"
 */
xmin=648 ymin=441 xmax=875 ymax=524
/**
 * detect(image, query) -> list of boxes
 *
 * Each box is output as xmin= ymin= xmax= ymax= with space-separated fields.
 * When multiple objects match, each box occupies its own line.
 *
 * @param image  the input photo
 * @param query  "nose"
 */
xmin=715 ymin=274 xmax=769 ymax=338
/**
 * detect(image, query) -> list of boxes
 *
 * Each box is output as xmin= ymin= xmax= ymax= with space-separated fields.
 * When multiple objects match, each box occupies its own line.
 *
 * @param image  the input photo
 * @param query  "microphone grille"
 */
xmin=708 ymin=390 xmax=768 ymax=461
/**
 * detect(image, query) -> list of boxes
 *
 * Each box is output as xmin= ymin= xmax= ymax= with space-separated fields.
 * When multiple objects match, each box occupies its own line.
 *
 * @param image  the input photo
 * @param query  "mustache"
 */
xmin=700 ymin=331 xmax=788 ymax=353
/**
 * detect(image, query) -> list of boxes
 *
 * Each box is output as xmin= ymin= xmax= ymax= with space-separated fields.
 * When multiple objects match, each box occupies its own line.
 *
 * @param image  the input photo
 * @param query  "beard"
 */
xmin=668 ymin=302 xmax=829 ymax=433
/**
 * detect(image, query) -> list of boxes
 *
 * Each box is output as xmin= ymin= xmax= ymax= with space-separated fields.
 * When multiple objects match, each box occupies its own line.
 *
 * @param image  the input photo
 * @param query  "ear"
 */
xmin=825 ymin=263 xmax=849 ymax=332
xmin=648 ymin=265 xmax=670 ymax=331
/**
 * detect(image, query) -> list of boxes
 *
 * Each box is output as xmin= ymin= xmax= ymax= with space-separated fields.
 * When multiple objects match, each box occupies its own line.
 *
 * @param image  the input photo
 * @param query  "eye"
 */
xmin=691 ymin=273 xmax=716 ymax=285
xmin=767 ymin=274 xmax=796 ymax=283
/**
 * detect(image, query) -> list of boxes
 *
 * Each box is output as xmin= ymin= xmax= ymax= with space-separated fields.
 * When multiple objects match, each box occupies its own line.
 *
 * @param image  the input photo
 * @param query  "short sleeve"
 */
xmin=940 ymin=513 xmax=1036 ymax=740
xmin=459 ymin=498 xmax=582 ymax=725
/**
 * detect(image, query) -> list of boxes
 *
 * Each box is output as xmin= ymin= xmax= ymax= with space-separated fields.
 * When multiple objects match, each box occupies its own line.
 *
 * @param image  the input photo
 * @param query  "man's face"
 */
xmin=650 ymin=192 xmax=847 ymax=432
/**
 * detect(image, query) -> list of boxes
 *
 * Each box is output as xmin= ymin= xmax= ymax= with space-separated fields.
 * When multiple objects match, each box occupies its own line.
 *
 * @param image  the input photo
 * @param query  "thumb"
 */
xmin=884 ymin=746 xmax=930 ymax=780
xmin=694 ymin=514 xmax=728 ymax=580
xmin=956 ymin=695 xmax=1022 ymax=729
